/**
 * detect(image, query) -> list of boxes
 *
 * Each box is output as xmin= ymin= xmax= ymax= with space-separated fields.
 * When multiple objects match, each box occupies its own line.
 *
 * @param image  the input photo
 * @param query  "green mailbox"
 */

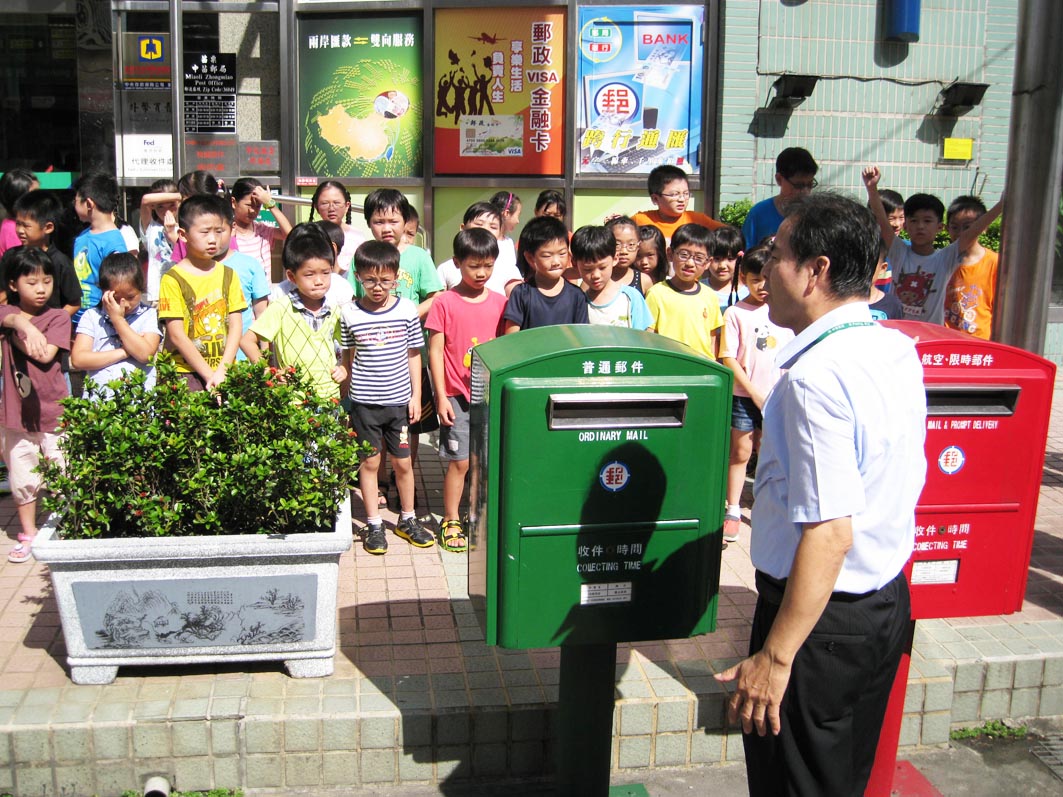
xmin=469 ymin=325 xmax=732 ymax=649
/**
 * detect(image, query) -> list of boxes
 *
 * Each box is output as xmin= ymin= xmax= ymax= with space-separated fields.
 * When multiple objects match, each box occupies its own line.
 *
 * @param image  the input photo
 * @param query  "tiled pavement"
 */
xmin=0 ymin=383 xmax=1061 ymax=794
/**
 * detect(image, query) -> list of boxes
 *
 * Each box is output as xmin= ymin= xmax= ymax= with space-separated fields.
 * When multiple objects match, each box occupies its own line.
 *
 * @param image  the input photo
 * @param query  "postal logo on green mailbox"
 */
xmin=599 ymin=461 xmax=630 ymax=492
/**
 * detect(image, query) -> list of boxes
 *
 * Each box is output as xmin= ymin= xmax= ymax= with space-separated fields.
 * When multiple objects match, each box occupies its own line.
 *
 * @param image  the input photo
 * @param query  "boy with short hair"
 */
xmin=425 ymin=228 xmax=507 ymax=552
xmin=71 ymin=173 xmax=127 ymax=323
xmin=632 ymin=165 xmax=724 ymax=244
xmin=341 ymin=240 xmax=434 ymax=554
xmin=863 ymin=166 xmax=1001 ymax=325
xmin=349 ymin=188 xmax=443 ymax=318
xmin=241 ymin=223 xmax=346 ymax=399
xmin=436 ymin=202 xmax=523 ymax=296
xmin=158 ymin=194 xmax=247 ymax=391
xmin=943 ymin=195 xmax=999 ymax=339
xmin=571 ymin=225 xmax=651 ymax=329
xmin=504 ymin=216 xmax=589 ymax=333
xmin=645 ymin=222 xmax=724 ymax=360
xmin=742 ymin=147 xmax=818 ymax=249
xmin=11 ymin=189 xmax=82 ymax=315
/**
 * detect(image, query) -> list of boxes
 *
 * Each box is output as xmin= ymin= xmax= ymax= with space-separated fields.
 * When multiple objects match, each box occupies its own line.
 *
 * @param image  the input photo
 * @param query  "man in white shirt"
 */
xmin=716 ymin=193 xmax=927 ymax=795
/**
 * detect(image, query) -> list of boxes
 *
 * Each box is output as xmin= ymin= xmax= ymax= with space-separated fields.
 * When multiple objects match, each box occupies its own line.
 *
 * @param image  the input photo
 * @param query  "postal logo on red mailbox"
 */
xmin=937 ymin=445 xmax=965 ymax=475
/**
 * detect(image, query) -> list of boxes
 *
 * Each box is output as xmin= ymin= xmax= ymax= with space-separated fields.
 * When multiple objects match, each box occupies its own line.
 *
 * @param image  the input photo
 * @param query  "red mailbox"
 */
xmin=868 ymin=321 xmax=1055 ymax=796
xmin=891 ymin=322 xmax=1056 ymax=619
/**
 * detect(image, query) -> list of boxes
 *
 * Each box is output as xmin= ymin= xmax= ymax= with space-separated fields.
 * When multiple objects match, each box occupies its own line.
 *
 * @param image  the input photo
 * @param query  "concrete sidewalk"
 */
xmin=0 ymin=379 xmax=1061 ymax=795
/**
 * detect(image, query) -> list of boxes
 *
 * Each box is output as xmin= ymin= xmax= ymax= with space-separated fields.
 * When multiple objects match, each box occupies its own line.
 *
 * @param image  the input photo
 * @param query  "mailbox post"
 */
xmin=867 ymin=322 xmax=1056 ymax=795
xmin=468 ymin=325 xmax=732 ymax=796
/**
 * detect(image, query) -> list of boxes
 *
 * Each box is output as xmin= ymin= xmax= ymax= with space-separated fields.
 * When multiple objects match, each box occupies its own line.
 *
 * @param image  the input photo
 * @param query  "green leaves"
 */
xmin=40 ymin=357 xmax=372 ymax=539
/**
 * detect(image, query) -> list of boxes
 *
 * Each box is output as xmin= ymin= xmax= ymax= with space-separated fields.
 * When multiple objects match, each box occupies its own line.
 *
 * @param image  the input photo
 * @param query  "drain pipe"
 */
xmin=143 ymin=775 xmax=171 ymax=797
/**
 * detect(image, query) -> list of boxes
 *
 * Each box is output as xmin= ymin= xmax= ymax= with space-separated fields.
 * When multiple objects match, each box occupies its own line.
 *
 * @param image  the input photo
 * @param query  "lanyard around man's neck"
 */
xmin=782 ymin=321 xmax=875 ymax=369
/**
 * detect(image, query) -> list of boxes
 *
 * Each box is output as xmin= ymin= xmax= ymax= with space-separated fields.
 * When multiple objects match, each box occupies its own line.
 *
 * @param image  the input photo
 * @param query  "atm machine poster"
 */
xmin=576 ymin=6 xmax=704 ymax=175
xmin=434 ymin=8 xmax=565 ymax=176
xmin=299 ymin=15 xmax=423 ymax=179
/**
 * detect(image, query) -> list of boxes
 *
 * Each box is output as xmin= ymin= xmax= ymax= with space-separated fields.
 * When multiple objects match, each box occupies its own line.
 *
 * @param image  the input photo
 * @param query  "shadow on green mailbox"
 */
xmin=468 ymin=325 xmax=733 ymax=648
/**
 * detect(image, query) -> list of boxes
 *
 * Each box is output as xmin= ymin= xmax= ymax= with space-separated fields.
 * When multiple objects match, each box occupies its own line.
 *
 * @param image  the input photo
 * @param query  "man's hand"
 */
xmin=715 ymin=650 xmax=792 ymax=737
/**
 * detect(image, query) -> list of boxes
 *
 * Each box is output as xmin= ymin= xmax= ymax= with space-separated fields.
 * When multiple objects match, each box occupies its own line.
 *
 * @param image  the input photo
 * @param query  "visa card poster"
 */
xmin=299 ymin=15 xmax=423 ymax=179
xmin=434 ymin=8 xmax=565 ymax=176
xmin=577 ymin=6 xmax=704 ymax=175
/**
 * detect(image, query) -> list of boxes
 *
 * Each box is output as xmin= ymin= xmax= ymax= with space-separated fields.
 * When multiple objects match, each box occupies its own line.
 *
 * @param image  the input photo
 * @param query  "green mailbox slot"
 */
xmin=469 ymin=325 xmax=732 ymax=649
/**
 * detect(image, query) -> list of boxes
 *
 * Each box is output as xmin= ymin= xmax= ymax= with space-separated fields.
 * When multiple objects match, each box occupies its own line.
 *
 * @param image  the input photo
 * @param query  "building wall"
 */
xmin=718 ymin=0 xmax=1019 ymax=207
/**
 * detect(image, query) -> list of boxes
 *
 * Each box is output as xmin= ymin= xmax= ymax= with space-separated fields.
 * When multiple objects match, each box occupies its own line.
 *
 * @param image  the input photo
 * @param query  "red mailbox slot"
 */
xmin=883 ymin=321 xmax=1055 ymax=620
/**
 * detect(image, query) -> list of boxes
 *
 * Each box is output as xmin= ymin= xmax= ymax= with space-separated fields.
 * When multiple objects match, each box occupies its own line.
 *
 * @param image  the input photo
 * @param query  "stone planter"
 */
xmin=31 ymin=497 xmax=352 ymax=685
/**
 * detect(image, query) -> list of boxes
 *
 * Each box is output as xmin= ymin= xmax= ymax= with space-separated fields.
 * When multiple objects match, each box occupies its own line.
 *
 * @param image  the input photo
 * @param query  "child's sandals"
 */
xmin=8 ymin=533 xmax=34 ymax=564
xmin=439 ymin=520 xmax=467 ymax=553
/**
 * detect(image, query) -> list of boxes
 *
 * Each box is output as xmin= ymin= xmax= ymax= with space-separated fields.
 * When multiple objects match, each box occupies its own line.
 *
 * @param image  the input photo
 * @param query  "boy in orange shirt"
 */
xmin=943 ymin=195 xmax=999 ymax=340
xmin=632 ymin=165 xmax=723 ymax=244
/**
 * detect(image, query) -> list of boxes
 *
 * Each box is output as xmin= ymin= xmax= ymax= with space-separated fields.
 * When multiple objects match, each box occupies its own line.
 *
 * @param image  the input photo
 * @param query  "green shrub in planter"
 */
xmin=40 ymin=356 xmax=372 ymax=539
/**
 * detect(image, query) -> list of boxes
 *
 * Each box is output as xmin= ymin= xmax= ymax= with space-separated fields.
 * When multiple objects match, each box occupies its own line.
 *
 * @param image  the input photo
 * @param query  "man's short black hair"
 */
xmin=947 ymin=195 xmax=988 ymax=219
xmin=13 ymin=189 xmax=62 ymax=232
xmin=354 ymin=239 xmax=400 ymax=274
xmin=647 ymin=165 xmax=689 ymax=196
xmin=178 ymin=193 xmax=231 ymax=230
xmin=570 ymin=225 xmax=617 ymax=264
xmin=284 ymin=222 xmax=336 ymax=272
xmin=775 ymin=147 xmax=818 ymax=179
xmin=75 ymin=172 xmax=119 ymax=214
xmin=363 ymin=188 xmax=410 ymax=223
xmin=878 ymin=189 xmax=905 ymax=215
xmin=785 ymin=193 xmax=879 ymax=300
xmin=670 ymin=222 xmax=714 ymax=252
xmin=903 ymin=193 xmax=945 ymax=222
xmin=453 ymin=227 xmax=499 ymax=262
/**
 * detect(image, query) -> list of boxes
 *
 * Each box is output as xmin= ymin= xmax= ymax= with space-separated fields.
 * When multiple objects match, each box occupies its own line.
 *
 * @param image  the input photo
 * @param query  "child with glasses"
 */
xmin=645 ymin=223 xmax=724 ymax=361
xmin=340 ymin=240 xmax=435 ymax=555
xmin=632 ymin=165 xmax=724 ymax=245
xmin=605 ymin=216 xmax=652 ymax=296
xmin=742 ymin=147 xmax=818 ymax=251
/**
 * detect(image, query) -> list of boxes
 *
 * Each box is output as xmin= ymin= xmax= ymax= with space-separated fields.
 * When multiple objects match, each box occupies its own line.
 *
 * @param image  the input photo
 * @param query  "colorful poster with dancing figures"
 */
xmin=434 ymin=8 xmax=565 ymax=176
xmin=577 ymin=6 xmax=704 ymax=175
xmin=299 ymin=15 xmax=423 ymax=179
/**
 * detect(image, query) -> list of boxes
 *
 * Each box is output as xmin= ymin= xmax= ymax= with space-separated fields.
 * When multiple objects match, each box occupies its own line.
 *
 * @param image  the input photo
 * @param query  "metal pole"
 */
xmin=170 ymin=0 xmax=184 ymax=179
xmin=993 ymin=0 xmax=1063 ymax=352
xmin=557 ymin=643 xmax=617 ymax=797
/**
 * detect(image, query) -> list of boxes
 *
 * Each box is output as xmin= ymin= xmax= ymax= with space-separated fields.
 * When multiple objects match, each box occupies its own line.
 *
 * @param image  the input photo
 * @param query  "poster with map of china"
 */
xmin=433 ymin=7 xmax=565 ymax=176
xmin=298 ymin=15 xmax=423 ymax=179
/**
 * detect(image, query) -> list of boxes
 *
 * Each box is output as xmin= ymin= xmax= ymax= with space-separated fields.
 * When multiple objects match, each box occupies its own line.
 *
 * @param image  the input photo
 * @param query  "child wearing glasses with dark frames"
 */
xmin=741 ymin=146 xmax=819 ymax=251
xmin=0 ymin=247 xmax=71 ymax=563
xmin=645 ymin=222 xmax=724 ymax=361
xmin=340 ymin=240 xmax=435 ymax=556
xmin=631 ymin=164 xmax=724 ymax=245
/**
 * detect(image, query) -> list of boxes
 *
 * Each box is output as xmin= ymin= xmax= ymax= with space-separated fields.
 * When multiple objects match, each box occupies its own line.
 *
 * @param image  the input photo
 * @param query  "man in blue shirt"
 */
xmin=742 ymin=147 xmax=819 ymax=249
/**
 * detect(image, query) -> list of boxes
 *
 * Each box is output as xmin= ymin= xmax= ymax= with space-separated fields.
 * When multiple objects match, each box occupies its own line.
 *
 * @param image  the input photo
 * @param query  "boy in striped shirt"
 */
xmin=340 ymin=240 xmax=435 ymax=554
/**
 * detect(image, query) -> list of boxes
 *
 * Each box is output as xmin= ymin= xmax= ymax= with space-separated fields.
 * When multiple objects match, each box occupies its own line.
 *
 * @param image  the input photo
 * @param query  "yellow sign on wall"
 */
xmin=943 ymin=137 xmax=974 ymax=160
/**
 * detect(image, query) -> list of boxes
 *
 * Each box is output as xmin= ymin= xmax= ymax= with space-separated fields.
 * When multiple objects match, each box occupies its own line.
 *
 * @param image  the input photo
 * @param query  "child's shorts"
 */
xmin=438 ymin=395 xmax=471 ymax=462
xmin=350 ymin=403 xmax=412 ymax=458
xmin=3 ymin=429 xmax=64 ymax=506
xmin=731 ymin=395 xmax=763 ymax=432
